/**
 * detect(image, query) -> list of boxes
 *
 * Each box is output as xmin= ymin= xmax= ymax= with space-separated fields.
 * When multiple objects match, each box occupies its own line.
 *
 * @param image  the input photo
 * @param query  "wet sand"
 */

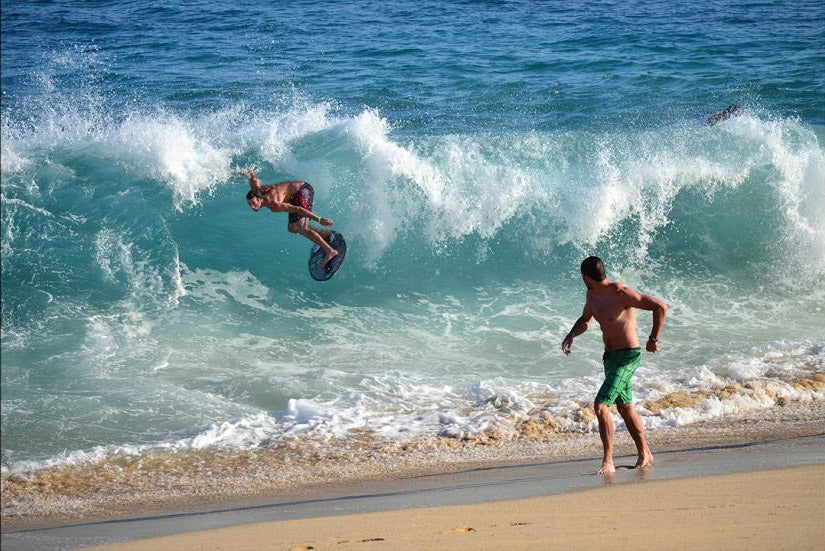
xmin=89 ymin=464 xmax=825 ymax=551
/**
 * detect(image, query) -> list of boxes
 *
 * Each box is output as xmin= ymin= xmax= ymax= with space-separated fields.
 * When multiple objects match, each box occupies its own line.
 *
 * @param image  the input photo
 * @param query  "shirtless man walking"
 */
xmin=561 ymin=256 xmax=667 ymax=474
xmin=245 ymin=170 xmax=339 ymax=267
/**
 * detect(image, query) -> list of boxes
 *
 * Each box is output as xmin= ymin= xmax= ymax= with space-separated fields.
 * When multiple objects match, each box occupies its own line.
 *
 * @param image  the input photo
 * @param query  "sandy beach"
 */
xmin=3 ymin=426 xmax=823 ymax=551
xmin=89 ymin=464 xmax=824 ymax=551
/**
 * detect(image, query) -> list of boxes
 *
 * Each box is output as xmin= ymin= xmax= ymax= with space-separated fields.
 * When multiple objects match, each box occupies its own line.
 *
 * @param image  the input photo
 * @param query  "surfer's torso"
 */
xmin=259 ymin=181 xmax=306 ymax=210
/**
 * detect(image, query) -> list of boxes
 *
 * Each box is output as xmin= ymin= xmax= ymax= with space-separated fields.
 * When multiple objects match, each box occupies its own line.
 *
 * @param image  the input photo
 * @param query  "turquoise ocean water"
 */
xmin=2 ymin=0 xmax=824 ymax=479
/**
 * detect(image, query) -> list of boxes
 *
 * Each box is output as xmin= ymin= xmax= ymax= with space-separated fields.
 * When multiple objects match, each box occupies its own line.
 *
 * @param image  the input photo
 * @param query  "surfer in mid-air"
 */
xmin=245 ymin=169 xmax=339 ymax=267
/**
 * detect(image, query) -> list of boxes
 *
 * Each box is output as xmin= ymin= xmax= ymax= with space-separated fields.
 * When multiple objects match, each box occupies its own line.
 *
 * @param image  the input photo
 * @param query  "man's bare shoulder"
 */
xmin=261 ymin=181 xmax=302 ymax=201
xmin=609 ymin=281 xmax=626 ymax=293
xmin=266 ymin=180 xmax=303 ymax=189
xmin=611 ymin=282 xmax=641 ymax=300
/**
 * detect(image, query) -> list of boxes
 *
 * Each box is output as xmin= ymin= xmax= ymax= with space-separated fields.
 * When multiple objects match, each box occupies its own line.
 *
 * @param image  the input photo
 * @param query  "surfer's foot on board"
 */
xmin=321 ymin=249 xmax=339 ymax=268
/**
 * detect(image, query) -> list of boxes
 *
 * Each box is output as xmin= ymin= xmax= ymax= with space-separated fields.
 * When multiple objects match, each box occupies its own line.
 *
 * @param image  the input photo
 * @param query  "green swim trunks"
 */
xmin=595 ymin=348 xmax=642 ymax=406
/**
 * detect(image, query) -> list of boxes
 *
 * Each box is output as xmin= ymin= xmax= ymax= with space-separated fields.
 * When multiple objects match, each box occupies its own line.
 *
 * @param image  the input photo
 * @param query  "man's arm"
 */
xmin=276 ymin=202 xmax=334 ymax=226
xmin=247 ymin=169 xmax=261 ymax=191
xmin=619 ymin=286 xmax=668 ymax=351
xmin=561 ymin=300 xmax=593 ymax=355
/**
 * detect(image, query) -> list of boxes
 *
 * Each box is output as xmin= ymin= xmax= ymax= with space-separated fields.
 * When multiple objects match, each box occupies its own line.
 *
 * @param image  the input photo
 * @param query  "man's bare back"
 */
xmin=586 ymin=282 xmax=641 ymax=351
xmin=255 ymin=181 xmax=306 ymax=211
xmin=564 ymin=279 xmax=665 ymax=355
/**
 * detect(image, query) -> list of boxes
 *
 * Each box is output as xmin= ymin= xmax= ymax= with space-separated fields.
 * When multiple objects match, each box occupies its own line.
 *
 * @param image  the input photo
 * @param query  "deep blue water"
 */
xmin=2 ymin=0 xmax=824 ymax=471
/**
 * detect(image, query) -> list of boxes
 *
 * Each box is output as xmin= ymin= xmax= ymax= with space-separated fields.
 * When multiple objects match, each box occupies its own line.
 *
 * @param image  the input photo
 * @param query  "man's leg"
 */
xmin=616 ymin=403 xmax=653 ymax=468
xmin=311 ymin=224 xmax=333 ymax=241
xmin=291 ymin=220 xmax=338 ymax=266
xmin=594 ymin=401 xmax=616 ymax=474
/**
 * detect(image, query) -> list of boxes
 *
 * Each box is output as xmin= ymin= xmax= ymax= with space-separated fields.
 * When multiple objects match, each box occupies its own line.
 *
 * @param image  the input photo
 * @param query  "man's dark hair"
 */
xmin=580 ymin=256 xmax=606 ymax=281
xmin=246 ymin=188 xmax=264 ymax=201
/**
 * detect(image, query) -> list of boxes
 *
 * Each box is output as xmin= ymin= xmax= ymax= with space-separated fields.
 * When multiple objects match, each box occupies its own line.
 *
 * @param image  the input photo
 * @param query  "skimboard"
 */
xmin=309 ymin=231 xmax=346 ymax=281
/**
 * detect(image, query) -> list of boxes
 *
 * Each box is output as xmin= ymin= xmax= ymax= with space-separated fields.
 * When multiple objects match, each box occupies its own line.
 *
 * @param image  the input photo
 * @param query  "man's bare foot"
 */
xmin=597 ymin=461 xmax=616 ymax=475
xmin=635 ymin=451 xmax=654 ymax=469
xmin=321 ymin=249 xmax=339 ymax=268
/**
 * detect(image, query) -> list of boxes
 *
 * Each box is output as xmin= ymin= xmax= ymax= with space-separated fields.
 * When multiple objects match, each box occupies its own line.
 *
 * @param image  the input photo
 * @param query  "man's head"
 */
xmin=580 ymin=256 xmax=606 ymax=289
xmin=246 ymin=188 xmax=264 ymax=211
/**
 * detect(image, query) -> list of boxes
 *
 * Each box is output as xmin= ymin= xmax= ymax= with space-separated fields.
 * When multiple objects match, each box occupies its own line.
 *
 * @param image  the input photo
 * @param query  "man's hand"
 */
xmin=646 ymin=337 xmax=659 ymax=353
xmin=247 ymin=169 xmax=261 ymax=190
xmin=561 ymin=333 xmax=573 ymax=355
xmin=319 ymin=217 xmax=334 ymax=227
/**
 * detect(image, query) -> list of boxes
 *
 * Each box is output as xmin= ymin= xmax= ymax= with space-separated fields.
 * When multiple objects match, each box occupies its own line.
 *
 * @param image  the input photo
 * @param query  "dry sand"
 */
xmin=89 ymin=464 xmax=824 ymax=551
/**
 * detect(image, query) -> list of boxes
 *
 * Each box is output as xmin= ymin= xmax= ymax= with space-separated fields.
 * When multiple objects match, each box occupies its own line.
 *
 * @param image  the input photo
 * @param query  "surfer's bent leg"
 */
xmin=287 ymin=182 xmax=339 ymax=267
xmin=287 ymin=183 xmax=315 ymax=226
xmin=290 ymin=219 xmax=339 ymax=267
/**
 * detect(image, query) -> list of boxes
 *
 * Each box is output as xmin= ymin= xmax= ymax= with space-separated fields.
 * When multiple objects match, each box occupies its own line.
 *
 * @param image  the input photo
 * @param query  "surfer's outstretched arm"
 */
xmin=247 ymin=169 xmax=261 ymax=191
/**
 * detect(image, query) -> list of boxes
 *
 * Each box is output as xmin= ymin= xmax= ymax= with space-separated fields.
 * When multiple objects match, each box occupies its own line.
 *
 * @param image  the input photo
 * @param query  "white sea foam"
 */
xmin=111 ymin=113 xmax=235 ymax=209
xmin=4 ymin=338 xmax=822 ymax=475
xmin=190 ymin=412 xmax=280 ymax=449
xmin=260 ymin=99 xmax=340 ymax=163
xmin=0 ymin=145 xmax=31 ymax=174
xmin=180 ymin=264 xmax=275 ymax=312
xmin=1 ymin=197 xmax=55 ymax=218
xmin=732 ymin=116 xmax=825 ymax=278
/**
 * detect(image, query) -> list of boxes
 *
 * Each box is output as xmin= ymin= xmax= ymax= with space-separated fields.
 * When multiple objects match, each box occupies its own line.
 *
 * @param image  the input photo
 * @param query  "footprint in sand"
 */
xmin=442 ymin=526 xmax=476 ymax=534
xmin=289 ymin=546 xmax=315 ymax=551
xmin=490 ymin=522 xmax=530 ymax=528
xmin=337 ymin=538 xmax=386 ymax=544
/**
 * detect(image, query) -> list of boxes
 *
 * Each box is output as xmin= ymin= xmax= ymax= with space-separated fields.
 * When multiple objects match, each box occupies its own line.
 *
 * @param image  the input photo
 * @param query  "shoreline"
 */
xmin=3 ymin=434 xmax=823 ymax=550
xmin=2 ymin=401 xmax=824 ymax=549
xmin=89 ymin=464 xmax=825 ymax=551
xmin=2 ymin=400 xmax=823 ymax=531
